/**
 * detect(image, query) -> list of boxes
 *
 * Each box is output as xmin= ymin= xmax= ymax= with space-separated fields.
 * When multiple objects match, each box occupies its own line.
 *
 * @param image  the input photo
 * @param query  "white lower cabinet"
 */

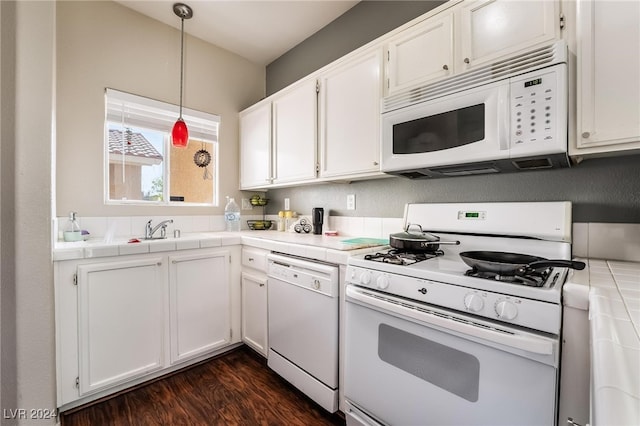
xmin=241 ymin=272 xmax=268 ymax=356
xmin=240 ymin=247 xmax=269 ymax=357
xmin=55 ymin=247 xmax=241 ymax=409
xmin=77 ymin=257 xmax=165 ymax=396
xmin=169 ymin=251 xmax=231 ymax=364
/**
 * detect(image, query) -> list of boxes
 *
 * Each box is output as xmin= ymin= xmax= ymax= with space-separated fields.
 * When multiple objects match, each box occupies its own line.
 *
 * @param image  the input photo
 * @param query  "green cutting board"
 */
xmin=340 ymin=237 xmax=389 ymax=246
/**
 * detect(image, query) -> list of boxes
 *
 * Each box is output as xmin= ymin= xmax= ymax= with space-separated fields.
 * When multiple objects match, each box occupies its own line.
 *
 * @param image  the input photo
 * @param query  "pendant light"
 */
xmin=171 ymin=3 xmax=193 ymax=148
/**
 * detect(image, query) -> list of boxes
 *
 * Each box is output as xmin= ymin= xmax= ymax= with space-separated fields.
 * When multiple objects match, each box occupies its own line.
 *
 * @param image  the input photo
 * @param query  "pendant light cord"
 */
xmin=179 ymin=17 xmax=185 ymax=119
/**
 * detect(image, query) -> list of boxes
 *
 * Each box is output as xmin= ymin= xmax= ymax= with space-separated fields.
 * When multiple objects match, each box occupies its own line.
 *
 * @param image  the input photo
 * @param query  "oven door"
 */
xmin=344 ymin=285 xmax=559 ymax=426
xmin=381 ymin=80 xmax=509 ymax=173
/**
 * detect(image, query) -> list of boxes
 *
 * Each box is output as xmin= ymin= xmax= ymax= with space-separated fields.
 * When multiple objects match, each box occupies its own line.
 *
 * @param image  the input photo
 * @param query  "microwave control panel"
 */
xmin=510 ymin=68 xmax=562 ymax=147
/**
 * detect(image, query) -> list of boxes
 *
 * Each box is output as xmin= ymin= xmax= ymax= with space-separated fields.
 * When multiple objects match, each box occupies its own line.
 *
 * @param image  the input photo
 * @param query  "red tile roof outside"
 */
xmin=109 ymin=129 xmax=163 ymax=161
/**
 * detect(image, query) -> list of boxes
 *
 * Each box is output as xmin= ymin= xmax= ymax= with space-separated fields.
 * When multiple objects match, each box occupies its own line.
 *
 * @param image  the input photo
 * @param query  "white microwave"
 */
xmin=381 ymin=47 xmax=569 ymax=179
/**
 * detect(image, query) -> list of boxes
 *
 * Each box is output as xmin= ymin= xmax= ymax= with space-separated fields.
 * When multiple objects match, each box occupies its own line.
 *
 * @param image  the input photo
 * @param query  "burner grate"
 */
xmin=464 ymin=268 xmax=551 ymax=287
xmin=365 ymin=249 xmax=444 ymax=266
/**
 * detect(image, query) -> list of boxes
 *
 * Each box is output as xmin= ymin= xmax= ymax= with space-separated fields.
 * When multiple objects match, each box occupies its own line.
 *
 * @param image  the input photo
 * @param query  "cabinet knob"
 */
xmin=248 ymin=257 xmax=254 ymax=262
xmin=373 ymin=161 xmax=379 ymax=166
xmin=464 ymin=57 xmax=470 ymax=64
xmin=442 ymin=64 xmax=449 ymax=70
xmin=581 ymin=132 xmax=591 ymax=139
xmin=259 ymin=283 xmax=264 ymax=287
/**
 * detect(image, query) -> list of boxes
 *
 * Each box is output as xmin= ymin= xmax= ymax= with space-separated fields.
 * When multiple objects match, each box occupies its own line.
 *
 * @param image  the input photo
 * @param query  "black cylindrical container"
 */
xmin=312 ymin=207 xmax=324 ymax=235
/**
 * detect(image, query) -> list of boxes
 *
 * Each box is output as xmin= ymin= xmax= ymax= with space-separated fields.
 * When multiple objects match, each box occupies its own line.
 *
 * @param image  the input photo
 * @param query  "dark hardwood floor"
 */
xmin=61 ymin=346 xmax=346 ymax=426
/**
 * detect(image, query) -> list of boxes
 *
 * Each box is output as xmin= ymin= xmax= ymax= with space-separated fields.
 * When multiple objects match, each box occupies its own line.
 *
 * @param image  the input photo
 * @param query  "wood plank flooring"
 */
xmin=60 ymin=346 xmax=346 ymax=426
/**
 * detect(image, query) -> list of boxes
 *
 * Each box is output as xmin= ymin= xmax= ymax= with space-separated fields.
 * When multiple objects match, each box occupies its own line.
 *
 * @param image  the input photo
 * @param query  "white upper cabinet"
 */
xmin=272 ymin=78 xmax=318 ymax=184
xmin=239 ymin=101 xmax=271 ymax=189
xmin=456 ymin=0 xmax=560 ymax=72
xmin=384 ymin=0 xmax=561 ymax=97
xmin=239 ymin=78 xmax=317 ymax=190
xmin=573 ymin=0 xmax=640 ymax=155
xmin=319 ymin=47 xmax=384 ymax=179
xmin=385 ymin=13 xmax=454 ymax=96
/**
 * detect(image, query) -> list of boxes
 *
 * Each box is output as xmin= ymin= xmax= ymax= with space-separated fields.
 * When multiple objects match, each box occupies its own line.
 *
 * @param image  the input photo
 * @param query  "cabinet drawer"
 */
xmin=242 ymin=248 xmax=269 ymax=272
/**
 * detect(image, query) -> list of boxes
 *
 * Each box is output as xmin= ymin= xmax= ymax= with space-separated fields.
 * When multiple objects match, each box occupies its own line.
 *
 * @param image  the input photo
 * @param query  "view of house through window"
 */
xmin=105 ymin=89 xmax=219 ymax=206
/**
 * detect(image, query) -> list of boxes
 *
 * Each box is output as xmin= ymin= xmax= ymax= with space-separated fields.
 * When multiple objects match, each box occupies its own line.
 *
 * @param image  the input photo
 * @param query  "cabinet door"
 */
xmin=169 ymin=251 xmax=231 ymax=364
xmin=457 ymin=0 xmax=559 ymax=71
xmin=77 ymin=257 xmax=165 ymax=396
xmin=240 ymin=101 xmax=272 ymax=189
xmin=386 ymin=13 xmax=454 ymax=95
xmin=319 ymin=48 xmax=384 ymax=179
xmin=272 ymin=79 xmax=317 ymax=184
xmin=241 ymin=272 xmax=268 ymax=357
xmin=575 ymin=0 xmax=640 ymax=152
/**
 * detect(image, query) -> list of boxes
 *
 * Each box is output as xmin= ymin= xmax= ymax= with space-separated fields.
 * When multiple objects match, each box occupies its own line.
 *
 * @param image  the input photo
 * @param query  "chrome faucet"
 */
xmin=145 ymin=219 xmax=173 ymax=239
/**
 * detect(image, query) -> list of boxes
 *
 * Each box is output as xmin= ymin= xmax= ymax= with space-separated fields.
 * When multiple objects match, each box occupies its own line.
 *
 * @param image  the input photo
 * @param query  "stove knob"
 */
xmin=360 ymin=271 xmax=372 ymax=285
xmin=495 ymin=299 xmax=518 ymax=320
xmin=464 ymin=293 xmax=484 ymax=312
xmin=376 ymin=275 xmax=390 ymax=290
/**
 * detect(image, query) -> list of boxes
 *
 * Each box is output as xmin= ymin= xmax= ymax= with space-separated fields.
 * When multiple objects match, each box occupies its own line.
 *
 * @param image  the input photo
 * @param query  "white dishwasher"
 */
xmin=267 ymin=253 xmax=340 ymax=413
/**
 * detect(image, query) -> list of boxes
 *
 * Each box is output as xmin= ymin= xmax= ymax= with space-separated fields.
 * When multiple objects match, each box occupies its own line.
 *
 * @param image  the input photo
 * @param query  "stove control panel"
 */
xmin=346 ymin=265 xmax=561 ymax=335
xmin=463 ymin=293 xmax=484 ymax=312
xmin=495 ymin=299 xmax=518 ymax=320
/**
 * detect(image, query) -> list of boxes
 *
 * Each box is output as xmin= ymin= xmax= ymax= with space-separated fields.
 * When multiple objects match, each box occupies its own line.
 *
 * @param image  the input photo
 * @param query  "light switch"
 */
xmin=347 ymin=194 xmax=356 ymax=210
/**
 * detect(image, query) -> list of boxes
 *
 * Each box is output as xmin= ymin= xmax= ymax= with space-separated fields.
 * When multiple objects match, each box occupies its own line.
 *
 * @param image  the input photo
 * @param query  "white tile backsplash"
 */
xmin=588 ymin=223 xmax=640 ymax=262
xmin=573 ymin=222 xmax=640 ymax=263
xmin=57 ymin=217 xmax=640 ymax=262
xmin=572 ymin=223 xmax=589 ymax=258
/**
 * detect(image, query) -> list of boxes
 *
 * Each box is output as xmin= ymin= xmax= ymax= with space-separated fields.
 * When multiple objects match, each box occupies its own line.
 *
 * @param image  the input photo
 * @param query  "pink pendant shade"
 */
xmin=171 ymin=118 xmax=189 ymax=148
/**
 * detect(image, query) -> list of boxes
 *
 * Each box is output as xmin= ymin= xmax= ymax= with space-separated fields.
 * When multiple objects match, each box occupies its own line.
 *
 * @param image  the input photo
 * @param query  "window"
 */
xmin=105 ymin=88 xmax=219 ymax=206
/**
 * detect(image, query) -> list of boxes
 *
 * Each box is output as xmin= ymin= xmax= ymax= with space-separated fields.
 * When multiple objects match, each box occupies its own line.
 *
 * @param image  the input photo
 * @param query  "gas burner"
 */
xmin=365 ymin=249 xmax=444 ymax=266
xmin=464 ymin=268 xmax=553 ymax=287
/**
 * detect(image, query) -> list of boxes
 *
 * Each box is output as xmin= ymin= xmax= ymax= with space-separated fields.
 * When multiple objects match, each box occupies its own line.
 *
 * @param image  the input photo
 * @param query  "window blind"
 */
xmin=105 ymin=88 xmax=219 ymax=142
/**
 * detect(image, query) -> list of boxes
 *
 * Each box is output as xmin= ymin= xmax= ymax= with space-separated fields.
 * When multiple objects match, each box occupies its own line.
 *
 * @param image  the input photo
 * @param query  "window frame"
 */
xmin=104 ymin=88 xmax=220 ymax=207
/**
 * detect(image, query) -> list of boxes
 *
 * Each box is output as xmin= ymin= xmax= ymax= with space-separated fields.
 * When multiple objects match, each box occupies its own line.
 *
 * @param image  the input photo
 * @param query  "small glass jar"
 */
xmin=284 ymin=211 xmax=294 ymax=232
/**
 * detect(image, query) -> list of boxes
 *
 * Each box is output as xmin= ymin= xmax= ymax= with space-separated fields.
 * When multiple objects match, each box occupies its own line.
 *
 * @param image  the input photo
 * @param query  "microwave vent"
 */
xmin=383 ymin=40 xmax=567 ymax=113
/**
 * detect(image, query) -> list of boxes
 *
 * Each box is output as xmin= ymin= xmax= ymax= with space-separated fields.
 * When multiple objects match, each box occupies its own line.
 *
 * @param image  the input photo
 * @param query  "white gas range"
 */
xmin=344 ymin=202 xmax=581 ymax=426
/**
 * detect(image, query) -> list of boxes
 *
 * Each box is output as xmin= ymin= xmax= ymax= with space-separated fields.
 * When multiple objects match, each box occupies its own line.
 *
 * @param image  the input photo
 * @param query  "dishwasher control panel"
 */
xmin=267 ymin=254 xmax=339 ymax=297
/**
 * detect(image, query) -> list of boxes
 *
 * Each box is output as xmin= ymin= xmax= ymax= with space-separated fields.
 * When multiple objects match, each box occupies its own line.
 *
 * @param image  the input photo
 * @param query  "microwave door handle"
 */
xmin=346 ymin=286 xmax=553 ymax=356
xmin=499 ymin=87 xmax=510 ymax=151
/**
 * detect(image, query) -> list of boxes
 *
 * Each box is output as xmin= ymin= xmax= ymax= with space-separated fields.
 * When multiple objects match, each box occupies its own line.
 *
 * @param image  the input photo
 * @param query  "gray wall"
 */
xmin=264 ymin=1 xmax=640 ymax=224
xmin=266 ymin=156 xmax=640 ymax=223
xmin=266 ymin=0 xmax=445 ymax=95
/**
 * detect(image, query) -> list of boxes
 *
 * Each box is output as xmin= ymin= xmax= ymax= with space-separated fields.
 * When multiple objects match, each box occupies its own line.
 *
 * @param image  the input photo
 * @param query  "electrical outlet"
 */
xmin=347 ymin=194 xmax=356 ymax=210
xmin=284 ymin=198 xmax=290 ymax=210
xmin=241 ymin=198 xmax=253 ymax=210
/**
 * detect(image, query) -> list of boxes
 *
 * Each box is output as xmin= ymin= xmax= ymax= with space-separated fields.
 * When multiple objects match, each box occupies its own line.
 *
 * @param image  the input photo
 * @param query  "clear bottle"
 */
xmin=277 ymin=211 xmax=285 ymax=232
xmin=224 ymin=197 xmax=241 ymax=232
xmin=63 ymin=211 xmax=83 ymax=242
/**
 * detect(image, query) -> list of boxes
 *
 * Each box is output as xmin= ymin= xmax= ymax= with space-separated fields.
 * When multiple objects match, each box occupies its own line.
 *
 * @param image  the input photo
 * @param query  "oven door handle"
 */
xmin=346 ymin=286 xmax=554 ymax=356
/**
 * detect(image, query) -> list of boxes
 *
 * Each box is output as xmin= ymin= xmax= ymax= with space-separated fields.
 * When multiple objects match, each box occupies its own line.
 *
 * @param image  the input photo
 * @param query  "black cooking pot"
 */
xmin=389 ymin=223 xmax=460 ymax=252
xmin=460 ymin=251 xmax=586 ymax=276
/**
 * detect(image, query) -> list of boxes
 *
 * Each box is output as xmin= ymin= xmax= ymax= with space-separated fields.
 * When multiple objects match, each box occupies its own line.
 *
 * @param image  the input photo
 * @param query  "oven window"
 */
xmin=392 ymin=104 xmax=485 ymax=154
xmin=378 ymin=323 xmax=480 ymax=402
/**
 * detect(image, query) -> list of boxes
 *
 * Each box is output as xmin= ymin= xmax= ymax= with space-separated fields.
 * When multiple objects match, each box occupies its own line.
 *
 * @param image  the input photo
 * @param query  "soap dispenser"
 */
xmin=63 ymin=211 xmax=83 ymax=242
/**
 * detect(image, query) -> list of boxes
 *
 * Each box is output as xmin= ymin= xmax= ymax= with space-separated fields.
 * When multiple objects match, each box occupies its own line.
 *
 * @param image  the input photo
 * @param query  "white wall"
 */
xmin=56 ymin=1 xmax=265 ymax=218
xmin=1 ymin=1 xmax=56 ymax=424
xmin=0 ymin=1 xmax=265 ymax=421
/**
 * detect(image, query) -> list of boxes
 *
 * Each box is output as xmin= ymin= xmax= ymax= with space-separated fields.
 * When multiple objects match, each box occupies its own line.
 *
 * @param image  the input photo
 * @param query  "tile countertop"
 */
xmin=568 ymin=258 xmax=640 ymax=425
xmin=53 ymin=230 xmax=389 ymax=264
